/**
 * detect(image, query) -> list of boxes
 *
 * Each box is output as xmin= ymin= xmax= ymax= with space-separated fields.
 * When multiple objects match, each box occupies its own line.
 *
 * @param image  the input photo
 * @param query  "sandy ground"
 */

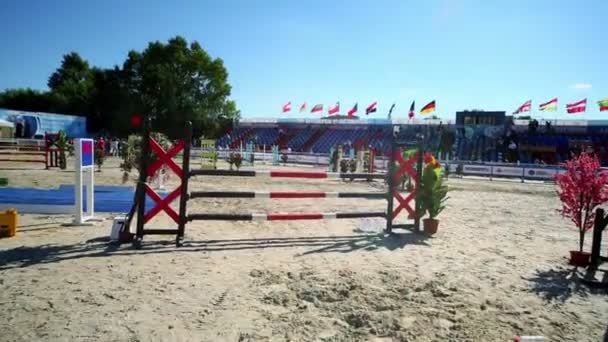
xmin=1 ymin=158 xmax=607 ymax=341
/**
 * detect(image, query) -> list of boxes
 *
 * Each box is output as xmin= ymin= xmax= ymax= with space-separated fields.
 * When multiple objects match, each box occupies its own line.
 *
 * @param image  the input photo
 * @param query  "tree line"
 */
xmin=0 ymin=36 xmax=240 ymax=139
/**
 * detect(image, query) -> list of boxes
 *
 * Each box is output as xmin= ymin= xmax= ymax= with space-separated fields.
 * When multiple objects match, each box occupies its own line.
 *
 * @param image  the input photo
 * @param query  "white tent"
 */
xmin=0 ymin=118 xmax=14 ymax=138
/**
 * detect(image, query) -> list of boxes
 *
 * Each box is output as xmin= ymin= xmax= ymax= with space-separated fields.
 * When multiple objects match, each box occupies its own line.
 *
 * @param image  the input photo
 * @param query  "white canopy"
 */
xmin=0 ymin=118 xmax=14 ymax=128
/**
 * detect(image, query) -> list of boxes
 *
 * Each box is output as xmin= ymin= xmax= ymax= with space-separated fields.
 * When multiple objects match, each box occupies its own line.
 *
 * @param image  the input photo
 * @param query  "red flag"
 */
xmin=513 ymin=100 xmax=531 ymax=114
xmin=311 ymin=104 xmax=323 ymax=113
xmin=328 ymin=102 xmax=340 ymax=115
xmin=299 ymin=103 xmax=307 ymax=112
xmin=365 ymin=102 xmax=377 ymax=115
xmin=408 ymin=101 xmax=415 ymax=119
xmin=348 ymin=103 xmax=358 ymax=116
xmin=282 ymin=101 xmax=291 ymax=113
xmin=566 ymin=98 xmax=587 ymax=114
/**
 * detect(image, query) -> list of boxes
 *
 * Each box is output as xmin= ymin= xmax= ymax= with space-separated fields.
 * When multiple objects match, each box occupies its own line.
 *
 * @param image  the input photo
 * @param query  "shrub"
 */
xmin=120 ymin=133 xmax=173 ymax=182
xmin=340 ymin=159 xmax=349 ymax=173
xmin=418 ymin=153 xmax=448 ymax=219
xmin=349 ymin=159 xmax=357 ymax=173
xmin=228 ymin=152 xmax=243 ymax=170
xmin=555 ymin=153 xmax=608 ymax=252
xmin=94 ymin=146 xmax=105 ymax=171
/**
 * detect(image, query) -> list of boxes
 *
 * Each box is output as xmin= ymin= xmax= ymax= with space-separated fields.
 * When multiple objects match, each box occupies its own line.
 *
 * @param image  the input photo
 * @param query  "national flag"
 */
xmin=539 ymin=98 xmax=558 ymax=112
xmin=348 ymin=103 xmax=358 ymax=116
xmin=598 ymin=99 xmax=608 ymax=112
xmin=566 ymin=98 xmax=587 ymax=114
xmin=408 ymin=101 xmax=415 ymax=119
xmin=388 ymin=103 xmax=396 ymax=119
xmin=513 ymin=100 xmax=531 ymax=114
xmin=420 ymin=100 xmax=436 ymax=115
xmin=282 ymin=101 xmax=291 ymax=113
xmin=365 ymin=102 xmax=377 ymax=115
xmin=311 ymin=104 xmax=323 ymax=113
xmin=328 ymin=102 xmax=340 ymax=115
xmin=299 ymin=103 xmax=307 ymax=113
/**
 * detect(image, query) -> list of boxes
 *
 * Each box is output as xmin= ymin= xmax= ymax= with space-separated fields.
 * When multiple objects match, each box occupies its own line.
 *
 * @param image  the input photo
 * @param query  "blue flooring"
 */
xmin=0 ymin=185 xmax=168 ymax=213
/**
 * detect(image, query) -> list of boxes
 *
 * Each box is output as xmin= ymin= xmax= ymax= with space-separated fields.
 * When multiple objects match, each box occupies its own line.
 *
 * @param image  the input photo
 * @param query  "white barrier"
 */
xmin=463 ymin=165 xmax=492 ymax=175
xmin=214 ymin=149 xmax=568 ymax=181
xmin=492 ymin=166 xmax=524 ymax=177
xmin=73 ymin=138 xmax=99 ymax=225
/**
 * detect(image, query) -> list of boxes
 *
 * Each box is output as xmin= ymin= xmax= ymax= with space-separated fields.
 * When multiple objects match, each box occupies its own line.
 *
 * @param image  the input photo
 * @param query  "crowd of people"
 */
xmin=95 ymin=137 xmax=127 ymax=157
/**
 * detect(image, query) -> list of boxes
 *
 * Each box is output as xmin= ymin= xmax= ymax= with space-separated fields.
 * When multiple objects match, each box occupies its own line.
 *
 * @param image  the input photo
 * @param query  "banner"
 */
xmin=462 ymin=165 xmax=492 ymax=175
xmin=523 ymin=167 xmax=561 ymax=180
xmin=492 ymin=166 xmax=524 ymax=177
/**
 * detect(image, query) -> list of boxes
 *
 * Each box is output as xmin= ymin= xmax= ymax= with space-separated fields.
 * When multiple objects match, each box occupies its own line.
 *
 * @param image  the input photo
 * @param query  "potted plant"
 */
xmin=418 ymin=154 xmax=448 ymax=235
xmin=455 ymin=164 xmax=463 ymax=178
xmin=554 ymin=153 xmax=608 ymax=266
xmin=228 ymin=152 xmax=243 ymax=171
xmin=339 ymin=159 xmax=349 ymax=173
xmin=227 ymin=153 xmax=235 ymax=170
xmin=234 ymin=153 xmax=243 ymax=170
xmin=55 ymin=130 xmax=69 ymax=170
xmin=330 ymin=148 xmax=339 ymax=172
xmin=94 ymin=144 xmax=105 ymax=172
xmin=348 ymin=159 xmax=357 ymax=173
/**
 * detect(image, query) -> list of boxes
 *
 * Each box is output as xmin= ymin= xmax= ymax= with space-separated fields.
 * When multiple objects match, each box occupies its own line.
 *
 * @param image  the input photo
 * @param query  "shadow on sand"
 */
xmin=0 ymin=231 xmax=430 ymax=271
xmin=526 ymin=267 xmax=608 ymax=302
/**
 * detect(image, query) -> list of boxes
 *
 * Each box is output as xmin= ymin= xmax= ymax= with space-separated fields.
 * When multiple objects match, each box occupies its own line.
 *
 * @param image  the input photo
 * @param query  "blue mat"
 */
xmin=0 ymin=185 xmax=168 ymax=213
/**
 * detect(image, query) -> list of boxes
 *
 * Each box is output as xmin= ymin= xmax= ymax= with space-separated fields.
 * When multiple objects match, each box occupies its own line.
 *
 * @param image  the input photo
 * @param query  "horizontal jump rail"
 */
xmin=189 ymin=191 xmax=387 ymax=199
xmin=0 ymin=151 xmax=46 ymax=156
xmin=187 ymin=211 xmax=386 ymax=221
xmin=0 ymin=158 xmax=46 ymax=163
xmin=190 ymin=169 xmax=386 ymax=180
xmin=0 ymin=145 xmax=46 ymax=149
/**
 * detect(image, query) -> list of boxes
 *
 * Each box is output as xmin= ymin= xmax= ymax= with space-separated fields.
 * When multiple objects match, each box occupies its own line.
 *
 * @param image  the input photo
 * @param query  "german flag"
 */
xmin=420 ymin=100 xmax=436 ymax=115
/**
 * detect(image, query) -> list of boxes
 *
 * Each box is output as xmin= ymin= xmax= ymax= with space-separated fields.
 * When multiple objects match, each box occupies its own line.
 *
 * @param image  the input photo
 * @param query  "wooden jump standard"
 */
xmin=132 ymin=121 xmax=422 ymax=247
xmin=0 ymin=133 xmax=61 ymax=169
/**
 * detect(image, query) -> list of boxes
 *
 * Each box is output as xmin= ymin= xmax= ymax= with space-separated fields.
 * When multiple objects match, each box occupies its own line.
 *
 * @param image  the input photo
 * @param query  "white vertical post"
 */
xmin=86 ymin=166 xmax=94 ymax=218
xmin=72 ymin=138 xmax=99 ymax=225
xmin=74 ymin=141 xmax=83 ymax=223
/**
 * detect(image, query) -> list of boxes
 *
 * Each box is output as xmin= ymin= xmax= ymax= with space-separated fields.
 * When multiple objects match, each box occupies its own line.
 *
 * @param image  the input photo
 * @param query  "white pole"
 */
xmin=86 ymin=166 xmax=94 ymax=218
xmin=71 ymin=138 xmax=101 ymax=225
xmin=74 ymin=140 xmax=83 ymax=224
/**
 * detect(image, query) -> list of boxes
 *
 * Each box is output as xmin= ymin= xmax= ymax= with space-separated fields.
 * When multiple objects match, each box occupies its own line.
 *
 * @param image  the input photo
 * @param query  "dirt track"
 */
xmin=1 ymin=158 xmax=607 ymax=341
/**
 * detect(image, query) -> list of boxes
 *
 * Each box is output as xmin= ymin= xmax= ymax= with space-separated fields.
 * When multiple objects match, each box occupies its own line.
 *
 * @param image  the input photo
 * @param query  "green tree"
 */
xmin=47 ymin=52 xmax=95 ymax=115
xmin=0 ymin=88 xmax=65 ymax=112
xmin=121 ymin=36 xmax=239 ymax=137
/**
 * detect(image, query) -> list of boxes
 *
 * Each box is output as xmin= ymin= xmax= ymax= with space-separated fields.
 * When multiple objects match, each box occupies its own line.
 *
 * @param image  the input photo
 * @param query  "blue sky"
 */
xmin=1 ymin=0 xmax=606 ymax=120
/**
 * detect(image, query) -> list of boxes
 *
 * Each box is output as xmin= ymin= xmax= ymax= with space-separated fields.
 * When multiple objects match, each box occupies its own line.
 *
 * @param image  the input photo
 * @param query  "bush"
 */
xmin=94 ymin=147 xmax=105 ymax=171
xmin=340 ymin=159 xmax=349 ymax=173
xmin=228 ymin=152 xmax=243 ymax=170
xmin=349 ymin=159 xmax=357 ymax=173
xmin=418 ymin=153 xmax=448 ymax=219
xmin=120 ymin=133 xmax=173 ymax=181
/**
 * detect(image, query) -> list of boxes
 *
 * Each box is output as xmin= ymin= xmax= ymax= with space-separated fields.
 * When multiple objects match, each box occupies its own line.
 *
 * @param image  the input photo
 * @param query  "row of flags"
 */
xmin=514 ymin=98 xmax=608 ymax=114
xmin=282 ymin=100 xmax=437 ymax=119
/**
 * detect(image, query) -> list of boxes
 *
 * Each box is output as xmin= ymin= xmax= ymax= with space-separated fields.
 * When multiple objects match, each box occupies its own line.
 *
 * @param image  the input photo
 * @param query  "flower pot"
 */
xmin=569 ymin=250 xmax=591 ymax=266
xmin=423 ymin=218 xmax=439 ymax=235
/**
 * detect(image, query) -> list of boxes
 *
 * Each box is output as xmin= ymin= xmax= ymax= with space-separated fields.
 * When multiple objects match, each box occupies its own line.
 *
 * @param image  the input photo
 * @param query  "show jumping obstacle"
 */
xmin=0 ymin=133 xmax=62 ymax=169
xmin=131 ymin=121 xmax=422 ymax=247
xmin=72 ymin=138 xmax=99 ymax=225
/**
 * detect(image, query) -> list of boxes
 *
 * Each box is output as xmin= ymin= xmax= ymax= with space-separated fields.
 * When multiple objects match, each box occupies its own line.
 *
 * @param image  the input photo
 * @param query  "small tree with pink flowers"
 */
xmin=555 ymin=153 xmax=608 ymax=252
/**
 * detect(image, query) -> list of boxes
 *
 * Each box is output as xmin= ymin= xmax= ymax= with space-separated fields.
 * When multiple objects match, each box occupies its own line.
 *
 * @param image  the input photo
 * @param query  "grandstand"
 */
xmin=218 ymin=112 xmax=608 ymax=165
